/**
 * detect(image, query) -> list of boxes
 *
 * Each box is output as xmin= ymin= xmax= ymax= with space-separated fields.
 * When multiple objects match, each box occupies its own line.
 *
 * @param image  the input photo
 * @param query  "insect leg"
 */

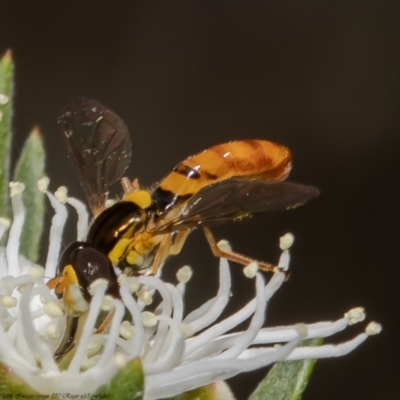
xmin=150 ymin=230 xmax=191 ymax=275
xmin=169 ymin=229 xmax=190 ymax=255
xmin=54 ymin=316 xmax=79 ymax=362
xmin=203 ymin=226 xmax=278 ymax=272
xmin=94 ymin=311 xmax=115 ymax=334
xmin=151 ymin=234 xmax=172 ymax=275
xmin=54 ymin=313 xmax=89 ymax=363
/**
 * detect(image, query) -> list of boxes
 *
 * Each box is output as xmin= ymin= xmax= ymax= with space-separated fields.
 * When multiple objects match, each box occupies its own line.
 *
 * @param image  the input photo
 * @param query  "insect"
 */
xmin=47 ymin=97 xmax=319 ymax=360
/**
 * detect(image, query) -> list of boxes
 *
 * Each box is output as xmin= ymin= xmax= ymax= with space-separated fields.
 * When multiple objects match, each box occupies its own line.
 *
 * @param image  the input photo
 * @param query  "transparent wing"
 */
xmin=58 ymin=97 xmax=131 ymax=214
xmin=154 ymin=179 xmax=319 ymax=233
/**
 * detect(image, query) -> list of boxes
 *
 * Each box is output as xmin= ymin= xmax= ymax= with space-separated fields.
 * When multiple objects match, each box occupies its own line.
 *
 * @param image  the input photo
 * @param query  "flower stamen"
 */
xmin=7 ymin=182 xmax=25 ymax=277
xmin=0 ymin=182 xmax=381 ymax=398
xmin=68 ymin=280 xmax=108 ymax=372
xmin=42 ymin=184 xmax=68 ymax=279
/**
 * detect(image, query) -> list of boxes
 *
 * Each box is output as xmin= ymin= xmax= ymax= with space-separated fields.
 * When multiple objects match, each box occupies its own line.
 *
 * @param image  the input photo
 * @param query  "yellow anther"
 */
xmin=179 ymin=323 xmax=194 ymax=338
xmin=87 ymin=337 xmax=102 ymax=356
xmin=46 ymin=323 xmax=58 ymax=339
xmin=137 ymin=288 xmax=153 ymax=305
xmin=114 ymin=353 xmax=128 ymax=368
xmin=44 ymin=302 xmax=64 ymax=317
xmin=176 ymin=266 xmax=193 ymax=283
xmin=244 ymin=262 xmax=259 ymax=278
xmin=119 ymin=321 xmax=135 ymax=339
xmin=142 ymin=311 xmax=157 ymax=327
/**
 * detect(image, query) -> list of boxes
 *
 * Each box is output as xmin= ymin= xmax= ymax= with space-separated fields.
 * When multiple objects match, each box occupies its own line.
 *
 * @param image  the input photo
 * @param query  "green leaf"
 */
xmin=96 ymin=358 xmax=145 ymax=400
xmin=0 ymin=363 xmax=38 ymax=395
xmin=0 ymin=49 xmax=14 ymax=218
xmin=0 ymin=360 xmax=144 ymax=399
xmin=161 ymin=386 xmax=215 ymax=400
xmin=248 ymin=338 xmax=323 ymax=400
xmin=13 ymin=127 xmax=46 ymax=262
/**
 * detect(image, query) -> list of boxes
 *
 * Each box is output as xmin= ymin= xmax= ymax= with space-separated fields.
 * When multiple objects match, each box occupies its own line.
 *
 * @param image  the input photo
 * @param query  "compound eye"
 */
xmin=48 ymin=242 xmax=120 ymax=303
xmin=73 ymin=246 xmax=120 ymax=302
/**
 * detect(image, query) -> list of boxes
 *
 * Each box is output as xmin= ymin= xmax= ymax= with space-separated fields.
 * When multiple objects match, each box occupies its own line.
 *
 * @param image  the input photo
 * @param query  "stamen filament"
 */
xmin=44 ymin=191 xmax=68 ymax=278
xmin=0 ymin=179 xmax=380 ymax=399
xmin=68 ymin=281 xmax=107 ymax=372
xmin=120 ymin=283 xmax=145 ymax=358
xmin=19 ymin=284 xmax=58 ymax=371
xmin=96 ymin=299 xmax=125 ymax=368
xmin=183 ymin=258 xmax=231 ymax=332
xmin=286 ymin=333 xmax=369 ymax=360
xmin=215 ymin=273 xmax=266 ymax=360
xmin=67 ymin=197 xmax=89 ymax=241
xmin=184 ymin=261 xmax=285 ymax=358
xmin=139 ymin=275 xmax=173 ymax=364
xmin=7 ymin=190 xmax=25 ymax=277
xmin=144 ymin=315 xmax=184 ymax=375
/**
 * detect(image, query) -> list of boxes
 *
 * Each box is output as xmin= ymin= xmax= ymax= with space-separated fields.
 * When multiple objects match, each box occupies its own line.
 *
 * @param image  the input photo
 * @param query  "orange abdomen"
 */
xmin=159 ymin=140 xmax=292 ymax=198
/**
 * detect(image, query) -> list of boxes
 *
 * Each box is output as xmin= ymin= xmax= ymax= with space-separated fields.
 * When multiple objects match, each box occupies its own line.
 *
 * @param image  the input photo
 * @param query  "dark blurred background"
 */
xmin=1 ymin=1 xmax=398 ymax=399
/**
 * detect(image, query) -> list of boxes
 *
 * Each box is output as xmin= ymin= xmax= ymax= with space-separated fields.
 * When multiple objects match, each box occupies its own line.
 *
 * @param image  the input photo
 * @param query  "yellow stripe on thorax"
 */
xmin=124 ymin=190 xmax=152 ymax=209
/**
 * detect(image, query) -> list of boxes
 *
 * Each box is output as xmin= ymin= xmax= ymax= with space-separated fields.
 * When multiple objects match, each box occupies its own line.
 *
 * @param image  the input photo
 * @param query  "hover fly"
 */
xmin=47 ymin=97 xmax=319 ymax=360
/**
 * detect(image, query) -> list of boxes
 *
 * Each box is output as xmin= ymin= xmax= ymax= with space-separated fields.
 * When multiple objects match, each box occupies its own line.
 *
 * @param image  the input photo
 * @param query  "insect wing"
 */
xmin=58 ymin=97 xmax=132 ymax=214
xmin=154 ymin=180 xmax=319 ymax=233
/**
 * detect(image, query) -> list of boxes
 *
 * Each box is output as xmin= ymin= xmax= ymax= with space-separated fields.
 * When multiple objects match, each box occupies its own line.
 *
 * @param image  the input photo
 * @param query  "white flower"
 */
xmin=0 ymin=180 xmax=381 ymax=399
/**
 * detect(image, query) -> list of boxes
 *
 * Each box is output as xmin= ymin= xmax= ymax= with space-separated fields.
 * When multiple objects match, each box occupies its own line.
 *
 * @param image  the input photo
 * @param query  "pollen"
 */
xmin=118 ymin=275 xmax=140 ymax=293
xmin=127 ymin=277 xmax=140 ymax=293
xmin=28 ymin=265 xmax=44 ymax=282
xmin=119 ymin=320 xmax=135 ymax=339
xmin=44 ymin=302 xmax=64 ymax=317
xmin=295 ymin=323 xmax=308 ymax=339
xmin=46 ymin=323 xmax=58 ymax=339
xmin=101 ymin=295 xmax=115 ymax=311
xmin=113 ymin=352 xmax=128 ymax=369
xmin=137 ymin=288 xmax=153 ymax=305
xmin=366 ymin=322 xmax=382 ymax=336
xmin=37 ymin=176 xmax=50 ymax=193
xmin=217 ymin=239 xmax=232 ymax=252
xmin=54 ymin=186 xmax=68 ymax=204
xmin=345 ymin=307 xmax=366 ymax=325
xmin=142 ymin=311 xmax=158 ymax=327
xmin=280 ymin=232 xmax=294 ymax=250
xmin=179 ymin=323 xmax=194 ymax=338
xmin=87 ymin=337 xmax=102 ymax=357
xmin=176 ymin=266 xmax=193 ymax=283
xmin=88 ymin=278 xmax=108 ymax=296
xmin=9 ymin=181 xmax=25 ymax=197
xmin=1 ymin=295 xmax=17 ymax=308
xmin=244 ymin=261 xmax=259 ymax=278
